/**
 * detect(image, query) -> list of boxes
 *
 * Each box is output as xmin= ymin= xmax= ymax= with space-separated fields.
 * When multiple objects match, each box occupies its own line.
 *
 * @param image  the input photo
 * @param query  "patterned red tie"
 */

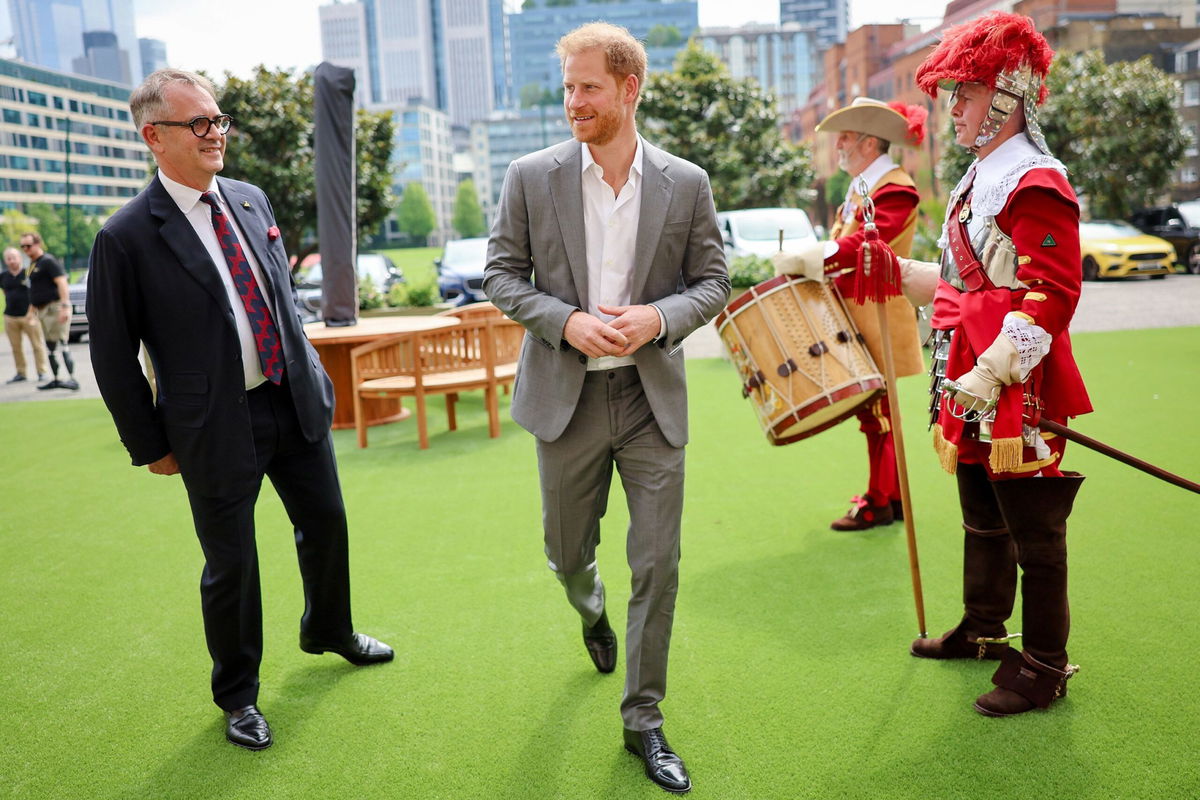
xmin=199 ymin=191 xmax=283 ymax=384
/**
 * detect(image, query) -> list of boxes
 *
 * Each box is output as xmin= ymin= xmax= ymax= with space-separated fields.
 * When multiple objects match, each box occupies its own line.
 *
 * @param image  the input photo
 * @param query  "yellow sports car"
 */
xmin=1079 ymin=220 xmax=1174 ymax=280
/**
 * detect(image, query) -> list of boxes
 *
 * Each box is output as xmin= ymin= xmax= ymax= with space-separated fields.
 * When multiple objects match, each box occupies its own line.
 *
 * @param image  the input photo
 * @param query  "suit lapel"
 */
xmin=547 ymin=143 xmax=590 ymax=310
xmin=148 ymin=176 xmax=231 ymax=312
xmin=631 ymin=142 xmax=673 ymax=301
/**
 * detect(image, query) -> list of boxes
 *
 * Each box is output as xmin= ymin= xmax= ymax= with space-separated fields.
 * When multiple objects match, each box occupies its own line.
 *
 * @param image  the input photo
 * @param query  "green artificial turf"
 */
xmin=2 ymin=327 xmax=1198 ymax=799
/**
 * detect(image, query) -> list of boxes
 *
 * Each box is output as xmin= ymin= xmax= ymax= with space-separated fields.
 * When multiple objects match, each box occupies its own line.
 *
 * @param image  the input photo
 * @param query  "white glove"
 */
xmin=771 ymin=241 xmax=828 ymax=282
xmin=949 ymin=334 xmax=1020 ymax=413
xmin=898 ymin=257 xmax=939 ymax=307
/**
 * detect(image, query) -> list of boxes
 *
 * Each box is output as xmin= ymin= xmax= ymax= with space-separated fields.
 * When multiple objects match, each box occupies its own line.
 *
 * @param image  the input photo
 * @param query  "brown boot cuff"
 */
xmin=990 ymin=648 xmax=1077 ymax=709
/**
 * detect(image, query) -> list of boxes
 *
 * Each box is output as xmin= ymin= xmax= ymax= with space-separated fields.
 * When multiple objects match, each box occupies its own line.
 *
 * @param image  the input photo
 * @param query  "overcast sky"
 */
xmin=125 ymin=0 xmax=948 ymax=79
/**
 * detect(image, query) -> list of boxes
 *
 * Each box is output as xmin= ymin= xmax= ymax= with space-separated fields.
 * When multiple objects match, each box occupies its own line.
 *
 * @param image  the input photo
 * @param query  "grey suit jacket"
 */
xmin=483 ymin=137 xmax=730 ymax=447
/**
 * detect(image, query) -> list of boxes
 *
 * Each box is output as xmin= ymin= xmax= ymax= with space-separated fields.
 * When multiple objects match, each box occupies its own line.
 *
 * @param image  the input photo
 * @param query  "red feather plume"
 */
xmin=886 ymin=102 xmax=928 ymax=146
xmin=915 ymin=12 xmax=1054 ymax=104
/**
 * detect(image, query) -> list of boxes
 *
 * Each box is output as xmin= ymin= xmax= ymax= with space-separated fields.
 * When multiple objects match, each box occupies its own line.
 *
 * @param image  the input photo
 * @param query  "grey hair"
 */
xmin=130 ymin=69 xmax=218 ymax=130
xmin=3 ymin=247 xmax=20 ymax=260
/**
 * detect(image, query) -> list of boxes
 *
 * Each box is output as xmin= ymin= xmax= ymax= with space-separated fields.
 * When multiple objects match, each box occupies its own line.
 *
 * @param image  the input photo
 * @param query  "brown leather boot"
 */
xmin=912 ymin=464 xmax=1017 ymax=660
xmin=974 ymin=649 xmax=1077 ymax=716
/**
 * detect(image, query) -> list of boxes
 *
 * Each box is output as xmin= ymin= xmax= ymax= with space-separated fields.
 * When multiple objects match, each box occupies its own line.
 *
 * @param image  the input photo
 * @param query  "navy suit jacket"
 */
xmin=88 ymin=174 xmax=334 ymax=497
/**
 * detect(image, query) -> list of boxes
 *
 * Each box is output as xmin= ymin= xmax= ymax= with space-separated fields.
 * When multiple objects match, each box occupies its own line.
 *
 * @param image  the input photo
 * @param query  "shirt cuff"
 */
xmin=651 ymin=304 xmax=667 ymax=343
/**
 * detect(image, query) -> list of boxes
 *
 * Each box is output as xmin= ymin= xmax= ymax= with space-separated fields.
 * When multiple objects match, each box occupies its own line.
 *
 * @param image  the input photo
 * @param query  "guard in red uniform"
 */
xmin=773 ymin=98 xmax=928 ymax=531
xmin=899 ymin=12 xmax=1092 ymax=717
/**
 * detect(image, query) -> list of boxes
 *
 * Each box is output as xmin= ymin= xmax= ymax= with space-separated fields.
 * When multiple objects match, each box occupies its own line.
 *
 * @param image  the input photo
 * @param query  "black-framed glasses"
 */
xmin=19 ymin=243 xmax=33 ymax=249
xmin=149 ymin=114 xmax=233 ymax=137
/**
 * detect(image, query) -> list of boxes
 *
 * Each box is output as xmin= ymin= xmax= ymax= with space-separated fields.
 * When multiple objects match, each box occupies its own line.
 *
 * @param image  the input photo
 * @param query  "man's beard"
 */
xmin=569 ymin=104 xmax=623 ymax=146
xmin=837 ymin=150 xmax=850 ymax=173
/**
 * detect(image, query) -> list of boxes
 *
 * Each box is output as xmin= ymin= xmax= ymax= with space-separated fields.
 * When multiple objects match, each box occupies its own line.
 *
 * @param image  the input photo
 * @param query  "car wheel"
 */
xmin=1188 ymin=243 xmax=1200 ymax=275
xmin=1081 ymin=256 xmax=1100 ymax=282
xmin=1150 ymin=274 xmax=1167 ymax=280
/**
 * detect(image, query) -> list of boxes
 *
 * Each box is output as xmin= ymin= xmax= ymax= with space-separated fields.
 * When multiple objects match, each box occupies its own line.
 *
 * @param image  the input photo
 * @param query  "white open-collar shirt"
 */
xmin=581 ymin=136 xmax=645 ymax=371
xmin=158 ymin=169 xmax=278 ymax=390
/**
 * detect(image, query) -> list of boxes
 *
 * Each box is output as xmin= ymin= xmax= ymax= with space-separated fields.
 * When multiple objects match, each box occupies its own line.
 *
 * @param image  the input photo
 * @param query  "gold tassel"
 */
xmin=989 ymin=437 xmax=1024 ymax=473
xmin=932 ymin=424 xmax=958 ymax=474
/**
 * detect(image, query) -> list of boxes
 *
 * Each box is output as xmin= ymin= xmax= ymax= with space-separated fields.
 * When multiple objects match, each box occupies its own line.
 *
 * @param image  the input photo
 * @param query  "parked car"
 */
xmin=437 ymin=237 xmax=489 ymax=306
xmin=1128 ymin=202 xmax=1200 ymax=274
xmin=716 ymin=207 xmax=818 ymax=259
xmin=1078 ymin=220 xmax=1174 ymax=280
xmin=68 ymin=269 xmax=88 ymax=342
xmin=295 ymin=252 xmax=404 ymax=318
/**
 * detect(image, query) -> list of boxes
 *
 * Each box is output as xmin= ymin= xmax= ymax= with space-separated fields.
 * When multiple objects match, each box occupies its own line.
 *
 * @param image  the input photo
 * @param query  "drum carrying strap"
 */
xmin=947 ymin=190 xmax=997 ymax=293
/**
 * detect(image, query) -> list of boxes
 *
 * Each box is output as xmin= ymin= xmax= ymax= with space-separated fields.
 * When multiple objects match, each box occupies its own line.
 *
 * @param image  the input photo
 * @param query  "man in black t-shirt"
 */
xmin=2 ymin=246 xmax=50 ymax=383
xmin=20 ymin=232 xmax=79 ymax=390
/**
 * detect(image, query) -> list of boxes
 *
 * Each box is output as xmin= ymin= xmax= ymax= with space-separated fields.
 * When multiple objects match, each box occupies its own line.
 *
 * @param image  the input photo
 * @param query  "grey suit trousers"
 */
xmin=537 ymin=366 xmax=684 ymax=730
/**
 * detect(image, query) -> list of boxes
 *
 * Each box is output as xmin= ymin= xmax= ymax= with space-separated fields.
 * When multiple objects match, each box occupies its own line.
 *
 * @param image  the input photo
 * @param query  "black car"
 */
xmin=295 ymin=253 xmax=404 ymax=319
xmin=68 ymin=269 xmax=88 ymax=342
xmin=436 ymin=237 xmax=489 ymax=306
xmin=1128 ymin=202 xmax=1200 ymax=274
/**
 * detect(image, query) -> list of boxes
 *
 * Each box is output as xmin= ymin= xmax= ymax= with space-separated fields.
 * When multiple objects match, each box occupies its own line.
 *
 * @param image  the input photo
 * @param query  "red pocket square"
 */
xmin=267 ymin=226 xmax=280 ymax=241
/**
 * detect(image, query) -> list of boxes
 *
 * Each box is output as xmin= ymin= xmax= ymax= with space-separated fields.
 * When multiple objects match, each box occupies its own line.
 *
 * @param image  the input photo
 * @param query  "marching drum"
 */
xmin=715 ymin=274 xmax=884 ymax=445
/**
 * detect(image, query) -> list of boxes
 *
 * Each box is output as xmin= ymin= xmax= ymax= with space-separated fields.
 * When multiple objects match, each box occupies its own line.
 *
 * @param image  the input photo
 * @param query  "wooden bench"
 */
xmin=350 ymin=316 xmax=523 ymax=449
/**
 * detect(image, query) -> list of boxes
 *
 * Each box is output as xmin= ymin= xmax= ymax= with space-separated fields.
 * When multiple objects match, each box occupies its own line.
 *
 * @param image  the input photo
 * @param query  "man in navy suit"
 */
xmin=88 ymin=69 xmax=392 ymax=751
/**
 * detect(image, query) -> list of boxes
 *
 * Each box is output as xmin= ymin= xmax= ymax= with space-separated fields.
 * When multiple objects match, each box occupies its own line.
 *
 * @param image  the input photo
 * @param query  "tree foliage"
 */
xmin=640 ymin=42 xmax=814 ymax=212
xmin=396 ymin=182 xmax=436 ymax=244
xmin=937 ymin=52 xmax=1186 ymax=219
xmin=215 ymin=66 xmax=396 ymax=264
xmin=645 ymin=25 xmax=683 ymax=48
xmin=452 ymin=180 xmax=486 ymax=238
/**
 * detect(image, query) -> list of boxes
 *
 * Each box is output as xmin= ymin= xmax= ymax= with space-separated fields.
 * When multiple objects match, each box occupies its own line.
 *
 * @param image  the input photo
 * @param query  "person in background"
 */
xmin=2 ymin=246 xmax=50 ymax=384
xmin=20 ymin=232 xmax=78 ymax=390
xmin=773 ymin=97 xmax=928 ymax=531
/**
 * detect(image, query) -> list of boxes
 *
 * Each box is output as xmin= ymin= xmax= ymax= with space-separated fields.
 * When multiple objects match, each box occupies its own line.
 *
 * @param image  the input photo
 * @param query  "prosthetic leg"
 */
xmin=911 ymin=463 xmax=1017 ymax=660
xmin=974 ymin=472 xmax=1084 ymax=716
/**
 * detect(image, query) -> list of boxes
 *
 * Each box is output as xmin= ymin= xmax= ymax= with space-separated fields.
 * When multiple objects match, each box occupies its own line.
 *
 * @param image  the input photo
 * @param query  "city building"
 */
xmin=7 ymin=0 xmax=141 ymax=85
xmin=779 ymin=0 xmax=848 ymax=51
xmin=470 ymin=106 xmax=570 ymax=220
xmin=318 ymin=0 xmax=494 ymax=127
xmin=506 ymin=0 xmax=697 ymax=108
xmin=137 ymin=37 xmax=167 ymax=78
xmin=387 ymin=102 xmax=456 ymax=245
xmin=697 ymin=21 xmax=821 ymax=117
xmin=0 ymin=57 xmax=149 ymax=219
xmin=1171 ymin=37 xmax=1200 ymax=197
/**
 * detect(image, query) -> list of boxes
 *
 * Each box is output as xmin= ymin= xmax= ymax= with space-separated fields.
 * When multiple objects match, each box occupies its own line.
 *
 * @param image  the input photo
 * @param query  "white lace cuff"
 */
xmin=1001 ymin=312 xmax=1051 ymax=381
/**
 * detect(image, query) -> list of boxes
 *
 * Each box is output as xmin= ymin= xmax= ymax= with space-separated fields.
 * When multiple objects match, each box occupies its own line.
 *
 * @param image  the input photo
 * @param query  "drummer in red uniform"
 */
xmin=773 ymin=98 xmax=929 ymax=531
xmin=898 ymin=11 xmax=1093 ymax=716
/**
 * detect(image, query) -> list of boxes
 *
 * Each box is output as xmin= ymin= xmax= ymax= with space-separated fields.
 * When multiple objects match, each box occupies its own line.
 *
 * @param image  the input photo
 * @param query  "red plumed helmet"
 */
xmin=915 ymin=11 xmax=1054 ymax=105
xmin=886 ymin=102 xmax=928 ymax=146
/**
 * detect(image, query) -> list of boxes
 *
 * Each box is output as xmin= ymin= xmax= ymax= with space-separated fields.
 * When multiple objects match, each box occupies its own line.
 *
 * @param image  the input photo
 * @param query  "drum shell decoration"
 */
xmin=715 ymin=274 xmax=884 ymax=445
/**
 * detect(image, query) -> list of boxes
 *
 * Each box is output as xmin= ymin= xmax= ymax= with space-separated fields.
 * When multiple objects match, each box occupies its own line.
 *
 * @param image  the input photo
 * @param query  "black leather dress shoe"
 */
xmin=37 ymin=379 xmax=62 ymax=390
xmin=225 ymin=705 xmax=272 ymax=750
xmin=300 ymin=632 xmax=394 ymax=665
xmin=624 ymin=727 xmax=691 ymax=793
xmin=583 ymin=611 xmax=617 ymax=674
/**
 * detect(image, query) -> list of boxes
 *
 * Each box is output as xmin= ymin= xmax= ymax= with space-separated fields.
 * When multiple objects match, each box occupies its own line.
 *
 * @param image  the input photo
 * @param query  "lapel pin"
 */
xmin=241 ymin=201 xmax=251 ymax=209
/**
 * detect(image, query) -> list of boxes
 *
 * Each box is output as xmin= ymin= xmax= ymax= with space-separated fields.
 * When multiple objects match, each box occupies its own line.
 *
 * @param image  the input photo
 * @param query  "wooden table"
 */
xmin=305 ymin=315 xmax=459 ymax=430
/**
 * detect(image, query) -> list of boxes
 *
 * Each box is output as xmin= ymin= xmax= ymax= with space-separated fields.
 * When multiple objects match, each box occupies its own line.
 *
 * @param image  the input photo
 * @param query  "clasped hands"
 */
xmin=564 ymin=305 xmax=660 ymax=359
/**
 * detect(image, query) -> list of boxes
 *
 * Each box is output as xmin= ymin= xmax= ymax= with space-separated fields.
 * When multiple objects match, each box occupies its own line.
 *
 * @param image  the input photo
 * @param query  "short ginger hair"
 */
xmin=556 ymin=22 xmax=647 ymax=106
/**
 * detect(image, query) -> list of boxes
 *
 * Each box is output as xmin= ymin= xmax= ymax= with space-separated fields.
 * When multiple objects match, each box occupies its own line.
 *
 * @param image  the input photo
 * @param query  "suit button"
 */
xmin=578 ymin=355 xmax=586 ymax=364
xmin=237 ymin=396 xmax=245 ymax=404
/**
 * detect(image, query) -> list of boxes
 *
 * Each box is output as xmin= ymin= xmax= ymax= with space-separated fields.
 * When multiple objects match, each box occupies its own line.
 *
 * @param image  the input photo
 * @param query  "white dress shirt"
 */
xmin=158 ymin=170 xmax=278 ymax=389
xmin=581 ymin=137 xmax=647 ymax=371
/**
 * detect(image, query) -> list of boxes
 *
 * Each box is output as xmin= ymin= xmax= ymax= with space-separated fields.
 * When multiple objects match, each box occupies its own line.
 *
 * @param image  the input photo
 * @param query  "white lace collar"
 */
xmin=938 ymin=134 xmax=1067 ymax=248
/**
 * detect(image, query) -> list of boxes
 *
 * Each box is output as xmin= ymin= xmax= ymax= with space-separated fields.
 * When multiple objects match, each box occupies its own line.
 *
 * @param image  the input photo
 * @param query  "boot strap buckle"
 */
xmin=973 ymin=632 xmax=1022 ymax=659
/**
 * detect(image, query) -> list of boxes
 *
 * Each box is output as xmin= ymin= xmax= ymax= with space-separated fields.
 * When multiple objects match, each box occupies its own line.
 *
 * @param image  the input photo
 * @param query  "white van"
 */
xmin=716 ymin=207 xmax=818 ymax=259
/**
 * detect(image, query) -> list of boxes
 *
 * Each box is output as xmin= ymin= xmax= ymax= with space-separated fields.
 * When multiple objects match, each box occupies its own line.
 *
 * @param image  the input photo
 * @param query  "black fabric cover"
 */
xmin=313 ymin=62 xmax=358 ymax=327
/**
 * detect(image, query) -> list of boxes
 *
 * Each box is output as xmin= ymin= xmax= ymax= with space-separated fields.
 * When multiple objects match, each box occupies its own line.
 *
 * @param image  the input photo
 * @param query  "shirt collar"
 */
xmin=974 ymin=134 xmax=1041 ymax=190
xmin=845 ymin=153 xmax=897 ymax=203
xmin=580 ymin=135 xmax=644 ymax=182
xmin=158 ymin=169 xmax=220 ymax=215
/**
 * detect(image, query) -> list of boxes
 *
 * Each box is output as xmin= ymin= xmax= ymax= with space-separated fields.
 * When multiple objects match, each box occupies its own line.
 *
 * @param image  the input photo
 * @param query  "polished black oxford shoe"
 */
xmin=300 ymin=632 xmax=394 ymax=665
xmin=583 ymin=611 xmax=617 ymax=674
xmin=225 ymin=705 xmax=272 ymax=750
xmin=623 ymin=726 xmax=692 ymax=794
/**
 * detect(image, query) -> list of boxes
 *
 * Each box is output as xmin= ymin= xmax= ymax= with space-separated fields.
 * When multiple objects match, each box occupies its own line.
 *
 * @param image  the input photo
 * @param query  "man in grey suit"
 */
xmin=484 ymin=22 xmax=729 ymax=794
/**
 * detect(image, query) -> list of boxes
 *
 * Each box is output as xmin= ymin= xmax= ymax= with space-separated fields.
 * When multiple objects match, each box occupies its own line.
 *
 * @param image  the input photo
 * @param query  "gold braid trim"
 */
xmin=873 ymin=397 xmax=891 ymax=433
xmin=989 ymin=437 xmax=1024 ymax=473
xmin=932 ymin=424 xmax=958 ymax=474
